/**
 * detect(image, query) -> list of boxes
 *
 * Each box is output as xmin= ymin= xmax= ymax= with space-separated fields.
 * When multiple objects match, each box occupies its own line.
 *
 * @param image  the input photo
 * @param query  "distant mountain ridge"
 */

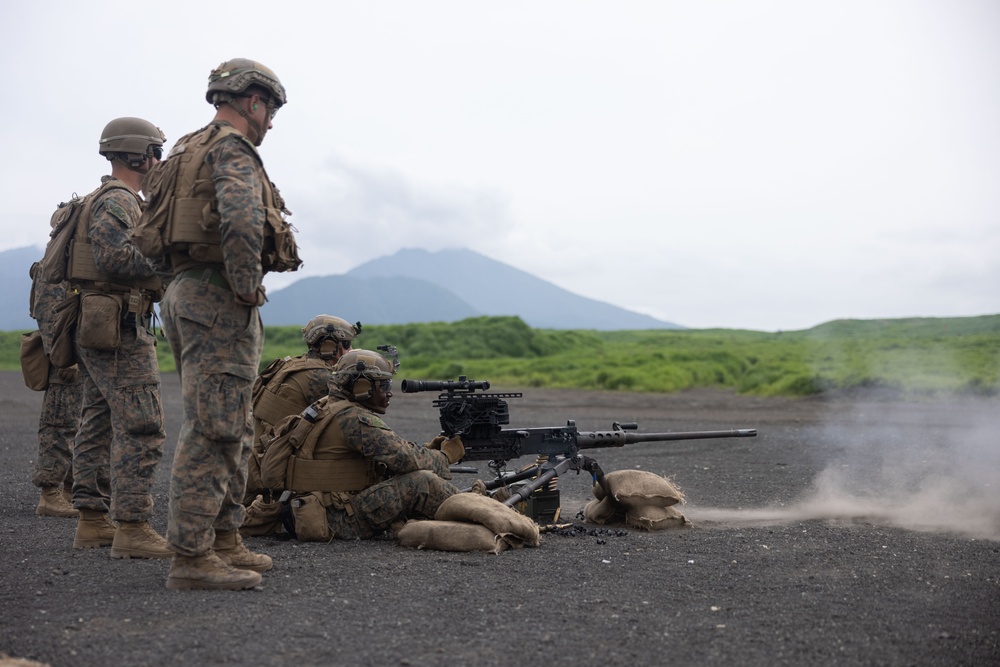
xmin=0 ymin=246 xmax=682 ymax=331
xmin=1 ymin=246 xmax=42 ymax=331
xmin=263 ymin=248 xmax=682 ymax=330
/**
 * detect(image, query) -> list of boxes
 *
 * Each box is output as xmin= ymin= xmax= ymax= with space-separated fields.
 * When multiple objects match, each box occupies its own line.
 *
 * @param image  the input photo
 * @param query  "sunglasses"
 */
xmin=148 ymin=145 xmax=163 ymax=160
xmin=258 ymin=95 xmax=278 ymax=118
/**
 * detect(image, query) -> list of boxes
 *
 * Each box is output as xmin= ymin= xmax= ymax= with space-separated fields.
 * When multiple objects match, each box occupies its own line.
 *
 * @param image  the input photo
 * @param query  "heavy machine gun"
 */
xmin=401 ymin=377 xmax=757 ymax=522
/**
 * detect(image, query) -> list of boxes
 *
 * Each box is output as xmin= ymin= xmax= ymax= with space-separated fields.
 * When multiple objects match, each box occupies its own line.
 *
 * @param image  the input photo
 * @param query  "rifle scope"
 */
xmin=400 ymin=377 xmax=491 ymax=393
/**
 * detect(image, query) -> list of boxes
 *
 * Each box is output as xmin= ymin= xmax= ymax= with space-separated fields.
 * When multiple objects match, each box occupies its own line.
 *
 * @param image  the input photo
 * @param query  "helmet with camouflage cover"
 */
xmin=330 ymin=348 xmax=398 ymax=412
xmin=206 ymin=58 xmax=287 ymax=109
xmin=99 ymin=117 xmax=166 ymax=168
xmin=302 ymin=315 xmax=362 ymax=360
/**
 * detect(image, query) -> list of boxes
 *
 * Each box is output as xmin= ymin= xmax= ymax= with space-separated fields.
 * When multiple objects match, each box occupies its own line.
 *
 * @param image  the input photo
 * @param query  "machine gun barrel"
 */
xmin=575 ymin=427 xmax=757 ymax=449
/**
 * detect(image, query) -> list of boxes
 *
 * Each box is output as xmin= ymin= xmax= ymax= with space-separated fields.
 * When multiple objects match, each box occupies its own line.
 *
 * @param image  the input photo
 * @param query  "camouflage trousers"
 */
xmin=32 ymin=365 xmax=82 ymax=489
xmin=73 ymin=324 xmax=165 ymax=521
xmin=160 ymin=276 xmax=262 ymax=557
xmin=326 ymin=470 xmax=461 ymax=539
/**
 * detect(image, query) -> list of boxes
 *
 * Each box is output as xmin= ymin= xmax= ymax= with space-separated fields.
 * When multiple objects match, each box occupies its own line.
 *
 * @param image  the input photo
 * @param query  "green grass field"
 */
xmin=3 ymin=314 xmax=998 ymax=397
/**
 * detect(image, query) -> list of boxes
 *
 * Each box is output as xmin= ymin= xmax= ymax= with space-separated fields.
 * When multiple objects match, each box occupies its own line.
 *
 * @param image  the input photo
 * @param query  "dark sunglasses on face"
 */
xmin=148 ymin=145 xmax=163 ymax=160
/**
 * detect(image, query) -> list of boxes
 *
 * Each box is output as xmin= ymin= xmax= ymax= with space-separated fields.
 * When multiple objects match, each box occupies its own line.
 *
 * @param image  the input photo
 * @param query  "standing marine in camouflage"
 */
xmin=72 ymin=117 xmax=171 ymax=560
xmin=259 ymin=348 xmax=465 ymax=541
xmin=243 ymin=314 xmax=361 ymax=510
xmin=152 ymin=58 xmax=301 ymax=591
xmin=28 ymin=266 xmax=81 ymax=518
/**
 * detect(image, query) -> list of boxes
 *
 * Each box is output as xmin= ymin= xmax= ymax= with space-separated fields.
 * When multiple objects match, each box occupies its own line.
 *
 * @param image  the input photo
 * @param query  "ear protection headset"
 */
xmin=349 ymin=360 xmax=374 ymax=401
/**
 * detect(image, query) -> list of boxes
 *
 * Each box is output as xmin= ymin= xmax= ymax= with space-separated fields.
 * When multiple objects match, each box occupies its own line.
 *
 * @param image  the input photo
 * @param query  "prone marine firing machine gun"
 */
xmin=401 ymin=376 xmax=757 ymax=522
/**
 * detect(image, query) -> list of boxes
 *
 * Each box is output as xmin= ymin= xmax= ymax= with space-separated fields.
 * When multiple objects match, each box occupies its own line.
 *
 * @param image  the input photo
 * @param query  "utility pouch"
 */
xmin=20 ymin=330 xmax=50 ymax=391
xmin=49 ymin=293 xmax=80 ymax=368
xmin=261 ymin=206 xmax=302 ymax=273
xmin=290 ymin=492 xmax=331 ymax=542
xmin=77 ymin=292 xmax=122 ymax=351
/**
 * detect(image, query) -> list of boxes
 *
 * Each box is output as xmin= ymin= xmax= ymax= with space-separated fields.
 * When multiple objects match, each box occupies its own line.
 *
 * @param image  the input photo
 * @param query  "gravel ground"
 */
xmin=1 ymin=370 xmax=998 ymax=666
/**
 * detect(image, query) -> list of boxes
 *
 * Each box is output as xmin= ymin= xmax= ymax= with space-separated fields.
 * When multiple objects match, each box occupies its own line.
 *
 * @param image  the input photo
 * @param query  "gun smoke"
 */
xmin=691 ymin=395 xmax=1000 ymax=540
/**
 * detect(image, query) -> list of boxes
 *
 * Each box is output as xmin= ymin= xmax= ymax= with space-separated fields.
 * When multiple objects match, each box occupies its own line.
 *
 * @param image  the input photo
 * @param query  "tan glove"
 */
xmin=440 ymin=436 xmax=465 ymax=464
xmin=426 ymin=435 xmax=447 ymax=449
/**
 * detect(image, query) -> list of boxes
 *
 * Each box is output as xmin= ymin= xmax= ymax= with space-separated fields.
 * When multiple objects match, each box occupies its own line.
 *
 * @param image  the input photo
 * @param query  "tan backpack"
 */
xmin=37 ymin=181 xmax=127 ymax=284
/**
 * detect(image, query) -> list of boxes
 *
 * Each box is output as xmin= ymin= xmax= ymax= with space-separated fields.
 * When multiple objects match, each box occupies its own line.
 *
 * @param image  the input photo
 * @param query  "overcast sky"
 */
xmin=1 ymin=1 xmax=997 ymax=331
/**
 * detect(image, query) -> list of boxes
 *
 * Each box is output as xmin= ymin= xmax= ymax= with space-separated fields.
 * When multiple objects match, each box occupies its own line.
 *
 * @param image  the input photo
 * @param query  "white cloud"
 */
xmin=2 ymin=0 xmax=999 ymax=330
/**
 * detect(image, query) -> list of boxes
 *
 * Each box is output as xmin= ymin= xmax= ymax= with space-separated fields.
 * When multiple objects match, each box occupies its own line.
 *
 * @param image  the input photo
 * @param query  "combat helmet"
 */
xmin=206 ymin=58 xmax=287 ymax=109
xmin=331 ymin=347 xmax=398 ymax=412
xmin=98 ymin=117 xmax=166 ymax=168
xmin=302 ymin=315 xmax=362 ymax=360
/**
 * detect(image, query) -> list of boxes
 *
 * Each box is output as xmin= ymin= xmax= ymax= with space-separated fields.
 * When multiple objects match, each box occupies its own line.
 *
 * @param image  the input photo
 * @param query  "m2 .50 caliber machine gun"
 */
xmin=401 ymin=376 xmax=757 ymax=522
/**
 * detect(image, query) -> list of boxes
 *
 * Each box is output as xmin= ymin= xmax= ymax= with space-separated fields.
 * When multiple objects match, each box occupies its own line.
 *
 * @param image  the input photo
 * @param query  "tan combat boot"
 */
xmin=213 ymin=530 xmax=273 ymax=572
xmin=111 ymin=522 xmax=174 ymax=559
xmin=74 ymin=509 xmax=116 ymax=548
xmin=36 ymin=486 xmax=79 ymax=518
xmin=166 ymin=551 xmax=262 ymax=591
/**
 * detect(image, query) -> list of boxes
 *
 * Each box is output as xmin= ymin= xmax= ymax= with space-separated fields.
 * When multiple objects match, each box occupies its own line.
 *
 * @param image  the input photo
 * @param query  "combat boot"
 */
xmin=74 ymin=509 xmax=116 ymax=548
xmin=166 ymin=551 xmax=262 ymax=591
xmin=36 ymin=486 xmax=79 ymax=518
xmin=111 ymin=521 xmax=173 ymax=559
xmin=213 ymin=530 xmax=273 ymax=573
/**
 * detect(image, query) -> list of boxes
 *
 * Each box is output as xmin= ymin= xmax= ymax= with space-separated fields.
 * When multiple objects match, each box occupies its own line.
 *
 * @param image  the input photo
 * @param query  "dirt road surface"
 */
xmin=1 ymin=370 xmax=997 ymax=666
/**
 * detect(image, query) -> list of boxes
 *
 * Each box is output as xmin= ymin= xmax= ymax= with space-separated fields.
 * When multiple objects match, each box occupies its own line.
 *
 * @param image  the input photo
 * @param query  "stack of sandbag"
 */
xmin=583 ymin=469 xmax=691 ymax=530
xmin=397 ymin=492 xmax=541 ymax=553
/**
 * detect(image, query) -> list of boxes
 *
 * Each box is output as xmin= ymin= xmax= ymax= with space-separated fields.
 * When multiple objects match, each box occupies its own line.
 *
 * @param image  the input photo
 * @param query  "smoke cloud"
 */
xmin=692 ymin=396 xmax=1000 ymax=540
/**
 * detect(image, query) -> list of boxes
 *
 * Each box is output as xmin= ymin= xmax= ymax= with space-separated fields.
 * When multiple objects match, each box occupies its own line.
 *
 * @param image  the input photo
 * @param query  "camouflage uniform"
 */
xmin=318 ymin=390 xmax=460 ymax=539
xmin=159 ymin=124 xmax=272 ymax=557
xmin=72 ymin=176 xmax=165 ymax=521
xmin=31 ymin=278 xmax=81 ymax=491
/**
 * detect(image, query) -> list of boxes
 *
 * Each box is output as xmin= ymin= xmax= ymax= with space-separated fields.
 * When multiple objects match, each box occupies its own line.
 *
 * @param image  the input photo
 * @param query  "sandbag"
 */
xmin=583 ymin=496 xmax=624 ymax=525
xmin=605 ymin=469 xmax=684 ymax=510
xmin=581 ymin=470 xmax=692 ymax=531
xmin=626 ymin=504 xmax=691 ymax=531
xmin=398 ymin=520 xmax=519 ymax=553
xmin=435 ymin=492 xmax=540 ymax=547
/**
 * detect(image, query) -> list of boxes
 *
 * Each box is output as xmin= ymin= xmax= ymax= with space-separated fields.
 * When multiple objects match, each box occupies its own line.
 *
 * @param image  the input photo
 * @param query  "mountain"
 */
xmin=0 ymin=246 xmax=683 ymax=331
xmin=1 ymin=246 xmax=42 ymax=331
xmin=345 ymin=248 xmax=682 ymax=329
xmin=260 ymin=274 xmax=480 ymax=326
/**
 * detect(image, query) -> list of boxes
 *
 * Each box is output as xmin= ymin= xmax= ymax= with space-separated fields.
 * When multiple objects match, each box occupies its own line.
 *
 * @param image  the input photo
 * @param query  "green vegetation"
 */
xmin=4 ymin=314 xmax=998 ymax=397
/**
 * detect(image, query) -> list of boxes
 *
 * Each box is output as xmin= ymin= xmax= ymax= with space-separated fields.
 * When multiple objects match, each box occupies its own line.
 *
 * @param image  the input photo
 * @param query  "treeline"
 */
xmin=2 ymin=314 xmax=998 ymax=397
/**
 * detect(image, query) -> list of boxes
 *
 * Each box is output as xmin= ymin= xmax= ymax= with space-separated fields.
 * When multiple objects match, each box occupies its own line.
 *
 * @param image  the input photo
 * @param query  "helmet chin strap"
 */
xmin=226 ymin=99 xmax=265 ymax=146
xmin=113 ymin=154 xmax=152 ymax=175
